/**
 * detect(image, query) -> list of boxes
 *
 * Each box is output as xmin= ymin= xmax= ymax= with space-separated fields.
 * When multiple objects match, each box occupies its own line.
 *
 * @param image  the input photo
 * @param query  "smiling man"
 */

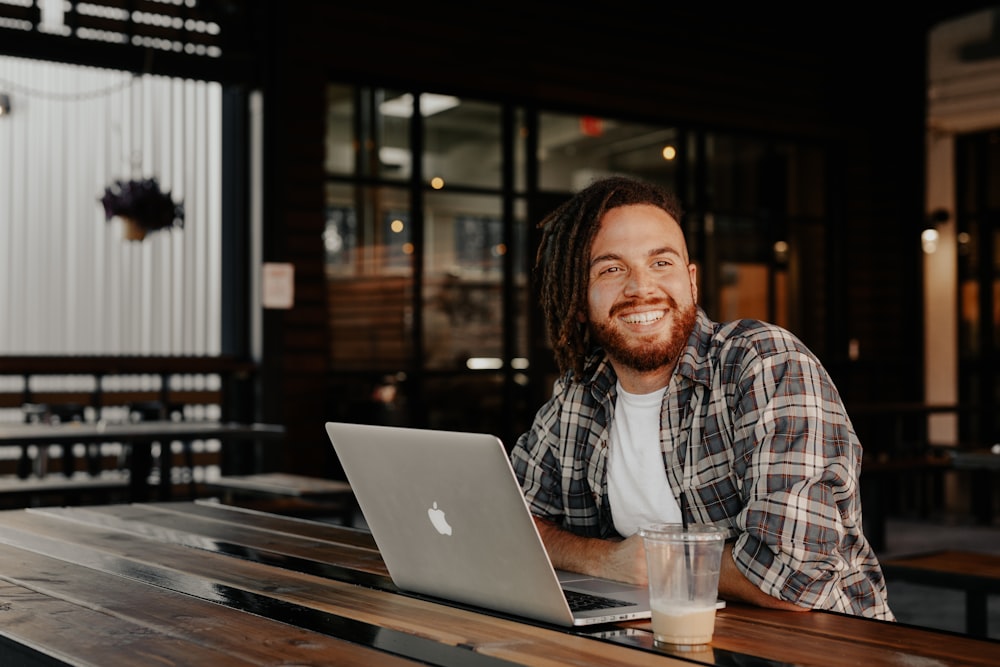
xmin=510 ymin=175 xmax=894 ymax=620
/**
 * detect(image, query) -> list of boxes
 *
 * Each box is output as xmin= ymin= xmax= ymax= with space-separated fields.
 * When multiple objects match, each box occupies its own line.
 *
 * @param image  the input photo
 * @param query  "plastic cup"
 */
xmin=638 ymin=523 xmax=726 ymax=647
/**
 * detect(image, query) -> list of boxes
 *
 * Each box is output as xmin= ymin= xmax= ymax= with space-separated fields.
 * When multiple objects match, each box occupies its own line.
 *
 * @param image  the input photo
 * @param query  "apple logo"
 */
xmin=427 ymin=501 xmax=452 ymax=536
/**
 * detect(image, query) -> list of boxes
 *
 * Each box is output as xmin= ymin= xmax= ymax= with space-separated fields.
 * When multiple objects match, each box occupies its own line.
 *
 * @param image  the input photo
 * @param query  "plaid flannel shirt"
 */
xmin=511 ymin=308 xmax=894 ymax=620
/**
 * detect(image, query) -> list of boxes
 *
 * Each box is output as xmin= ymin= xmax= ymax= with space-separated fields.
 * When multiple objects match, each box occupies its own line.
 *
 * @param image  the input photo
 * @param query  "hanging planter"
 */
xmin=121 ymin=216 xmax=146 ymax=241
xmin=99 ymin=178 xmax=184 ymax=241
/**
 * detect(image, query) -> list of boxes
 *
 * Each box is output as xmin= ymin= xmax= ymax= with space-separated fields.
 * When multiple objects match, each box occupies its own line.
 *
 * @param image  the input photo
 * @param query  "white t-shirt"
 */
xmin=607 ymin=381 xmax=682 ymax=536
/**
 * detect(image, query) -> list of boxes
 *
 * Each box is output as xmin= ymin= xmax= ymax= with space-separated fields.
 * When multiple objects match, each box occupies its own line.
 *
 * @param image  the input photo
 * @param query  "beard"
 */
xmin=590 ymin=299 xmax=698 ymax=373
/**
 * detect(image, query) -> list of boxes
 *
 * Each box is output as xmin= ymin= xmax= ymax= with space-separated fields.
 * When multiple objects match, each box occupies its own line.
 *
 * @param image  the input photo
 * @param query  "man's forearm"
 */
xmin=717 ymin=543 xmax=808 ymax=611
xmin=532 ymin=516 xmax=647 ymax=585
xmin=534 ymin=518 xmax=809 ymax=610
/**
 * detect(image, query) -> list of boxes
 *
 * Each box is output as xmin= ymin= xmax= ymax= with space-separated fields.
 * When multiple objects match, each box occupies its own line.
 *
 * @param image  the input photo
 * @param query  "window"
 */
xmin=538 ymin=112 xmax=680 ymax=192
xmin=323 ymin=85 xmax=829 ymax=441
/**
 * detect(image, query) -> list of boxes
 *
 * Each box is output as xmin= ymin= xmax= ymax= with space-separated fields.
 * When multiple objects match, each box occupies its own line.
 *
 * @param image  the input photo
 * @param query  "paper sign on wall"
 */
xmin=262 ymin=262 xmax=295 ymax=309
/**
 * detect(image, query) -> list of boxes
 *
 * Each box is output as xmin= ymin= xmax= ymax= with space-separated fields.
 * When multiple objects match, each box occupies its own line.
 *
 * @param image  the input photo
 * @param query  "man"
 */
xmin=510 ymin=175 xmax=894 ymax=619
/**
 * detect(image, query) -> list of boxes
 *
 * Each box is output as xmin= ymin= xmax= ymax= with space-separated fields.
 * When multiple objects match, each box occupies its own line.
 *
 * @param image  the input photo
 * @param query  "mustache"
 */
xmin=607 ymin=297 xmax=678 ymax=318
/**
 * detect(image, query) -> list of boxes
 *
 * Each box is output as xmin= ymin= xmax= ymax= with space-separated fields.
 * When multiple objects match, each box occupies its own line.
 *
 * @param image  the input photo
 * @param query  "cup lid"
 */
xmin=638 ymin=523 xmax=726 ymax=541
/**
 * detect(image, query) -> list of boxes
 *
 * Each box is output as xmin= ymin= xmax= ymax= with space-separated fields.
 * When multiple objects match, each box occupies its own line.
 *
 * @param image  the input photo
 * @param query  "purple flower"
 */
xmin=99 ymin=178 xmax=184 ymax=232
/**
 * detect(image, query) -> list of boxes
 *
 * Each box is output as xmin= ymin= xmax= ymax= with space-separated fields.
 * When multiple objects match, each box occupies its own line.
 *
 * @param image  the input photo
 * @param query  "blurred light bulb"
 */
xmin=921 ymin=228 xmax=939 ymax=254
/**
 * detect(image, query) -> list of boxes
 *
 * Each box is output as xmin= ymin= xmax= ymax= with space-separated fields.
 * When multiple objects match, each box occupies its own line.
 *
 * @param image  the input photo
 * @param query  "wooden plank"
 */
xmin=71 ymin=502 xmax=370 ymax=550
xmin=0 ymin=395 xmax=24 ymax=408
xmin=18 ymin=390 xmax=224 ymax=408
xmin=166 ymin=499 xmax=378 ymax=547
xmin=697 ymin=607 xmax=1000 ymax=666
xmin=0 ymin=474 xmax=130 ymax=511
xmin=207 ymin=472 xmax=352 ymax=497
xmin=0 ymin=472 xmax=128 ymax=494
xmin=34 ymin=504 xmax=387 ymax=577
xmin=203 ymin=473 xmax=356 ymax=521
xmin=0 ymin=420 xmax=285 ymax=444
xmin=0 ymin=355 xmax=257 ymax=375
xmin=0 ymin=580 xmax=250 ymax=667
xmin=881 ymin=550 xmax=1000 ymax=638
xmin=0 ymin=547 xmax=416 ymax=667
xmin=883 ymin=550 xmax=1000 ymax=580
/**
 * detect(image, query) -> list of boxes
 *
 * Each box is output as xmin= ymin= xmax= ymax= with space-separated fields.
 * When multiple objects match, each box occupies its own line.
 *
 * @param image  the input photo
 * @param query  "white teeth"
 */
xmin=621 ymin=310 xmax=664 ymax=324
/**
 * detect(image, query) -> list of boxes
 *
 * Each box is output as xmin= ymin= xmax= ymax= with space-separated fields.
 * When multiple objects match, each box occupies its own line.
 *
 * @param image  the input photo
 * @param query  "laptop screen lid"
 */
xmin=325 ymin=421 xmax=650 ymax=626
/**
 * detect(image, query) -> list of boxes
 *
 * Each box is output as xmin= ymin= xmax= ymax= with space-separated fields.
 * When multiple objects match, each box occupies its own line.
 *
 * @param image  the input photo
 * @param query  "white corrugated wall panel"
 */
xmin=0 ymin=55 xmax=222 ymax=355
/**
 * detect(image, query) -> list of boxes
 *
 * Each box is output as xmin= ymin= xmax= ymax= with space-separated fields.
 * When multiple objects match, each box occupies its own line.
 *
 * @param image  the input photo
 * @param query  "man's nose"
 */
xmin=624 ymin=268 xmax=654 ymax=294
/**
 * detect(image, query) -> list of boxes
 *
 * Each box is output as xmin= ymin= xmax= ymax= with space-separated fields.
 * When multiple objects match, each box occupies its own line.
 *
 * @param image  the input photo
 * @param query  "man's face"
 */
xmin=586 ymin=204 xmax=698 ymax=375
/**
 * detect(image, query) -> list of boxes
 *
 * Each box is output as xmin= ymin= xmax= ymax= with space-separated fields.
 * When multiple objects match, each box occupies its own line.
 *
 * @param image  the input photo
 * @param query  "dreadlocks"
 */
xmin=534 ymin=175 xmax=683 ymax=379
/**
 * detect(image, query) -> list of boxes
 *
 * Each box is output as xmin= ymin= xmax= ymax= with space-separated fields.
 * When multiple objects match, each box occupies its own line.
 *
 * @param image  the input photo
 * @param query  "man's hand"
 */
xmin=533 ymin=517 xmax=809 ymax=611
xmin=532 ymin=517 xmax=647 ymax=585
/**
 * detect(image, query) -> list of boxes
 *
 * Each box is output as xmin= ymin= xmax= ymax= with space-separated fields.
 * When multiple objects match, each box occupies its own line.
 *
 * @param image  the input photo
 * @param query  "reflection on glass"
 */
xmin=382 ymin=210 xmax=413 ymax=269
xmin=422 ymin=192 xmax=527 ymax=371
xmin=785 ymin=144 xmax=825 ymax=219
xmin=538 ymin=112 xmax=678 ymax=192
xmin=697 ymin=133 xmax=822 ymax=344
xmin=959 ymin=219 xmax=981 ymax=355
xmin=325 ymin=85 xmax=413 ymax=181
xmin=422 ymin=193 xmax=501 ymax=370
xmin=718 ymin=263 xmax=768 ymax=323
xmin=454 ymin=215 xmax=504 ymax=272
xmin=704 ymin=134 xmax=766 ymax=214
xmin=373 ymin=88 xmax=411 ymax=181
xmin=324 ymin=183 xmax=413 ymax=372
xmin=711 ymin=214 xmax=771 ymax=263
xmin=424 ymin=97 xmax=502 ymax=189
xmin=324 ymin=84 xmax=354 ymax=175
xmin=423 ymin=373 xmax=505 ymax=433
xmin=324 ymin=205 xmax=356 ymax=267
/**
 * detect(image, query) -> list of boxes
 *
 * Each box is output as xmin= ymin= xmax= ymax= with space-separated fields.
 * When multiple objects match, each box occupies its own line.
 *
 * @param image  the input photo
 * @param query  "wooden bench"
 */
xmin=860 ymin=453 xmax=952 ymax=552
xmin=0 ymin=471 xmax=130 ymax=508
xmin=880 ymin=550 xmax=1000 ymax=638
xmin=0 ymin=355 xmax=256 ymax=416
xmin=206 ymin=472 xmax=356 ymax=524
xmin=949 ymin=448 xmax=1000 ymax=525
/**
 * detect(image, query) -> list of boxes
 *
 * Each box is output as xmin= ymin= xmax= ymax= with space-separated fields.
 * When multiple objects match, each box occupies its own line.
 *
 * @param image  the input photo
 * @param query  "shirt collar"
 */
xmin=673 ymin=308 xmax=716 ymax=389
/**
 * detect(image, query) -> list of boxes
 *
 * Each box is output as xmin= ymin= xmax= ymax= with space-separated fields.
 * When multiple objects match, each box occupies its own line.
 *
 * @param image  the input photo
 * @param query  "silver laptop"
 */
xmin=325 ymin=421 xmax=651 ymax=626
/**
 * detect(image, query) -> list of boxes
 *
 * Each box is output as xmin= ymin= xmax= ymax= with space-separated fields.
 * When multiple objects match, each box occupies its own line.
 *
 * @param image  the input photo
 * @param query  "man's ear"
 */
xmin=689 ymin=263 xmax=699 ymax=304
xmin=576 ymin=310 xmax=587 ymax=323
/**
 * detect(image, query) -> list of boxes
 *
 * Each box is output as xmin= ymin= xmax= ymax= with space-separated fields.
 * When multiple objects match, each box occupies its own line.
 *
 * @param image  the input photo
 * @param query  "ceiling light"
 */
xmin=380 ymin=93 xmax=460 ymax=118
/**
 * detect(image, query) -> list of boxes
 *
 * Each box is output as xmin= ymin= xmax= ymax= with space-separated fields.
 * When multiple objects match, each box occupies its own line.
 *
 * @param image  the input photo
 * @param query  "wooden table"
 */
xmin=0 ymin=421 xmax=285 ymax=501
xmin=882 ymin=550 xmax=1000 ymax=638
xmin=206 ymin=471 xmax=356 ymax=522
xmin=949 ymin=448 xmax=1000 ymax=525
xmin=0 ymin=501 xmax=994 ymax=666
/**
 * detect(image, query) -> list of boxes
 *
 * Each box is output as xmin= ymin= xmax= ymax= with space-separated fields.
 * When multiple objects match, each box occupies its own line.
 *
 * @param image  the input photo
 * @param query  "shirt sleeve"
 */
xmin=728 ymin=345 xmax=865 ymax=611
xmin=510 ymin=378 xmax=567 ymax=522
